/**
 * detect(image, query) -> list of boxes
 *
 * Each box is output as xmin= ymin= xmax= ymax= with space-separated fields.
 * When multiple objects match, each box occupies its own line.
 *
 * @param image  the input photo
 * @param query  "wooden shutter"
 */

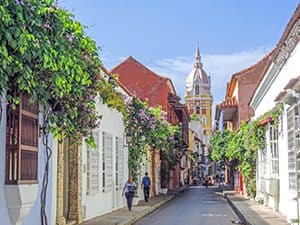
xmin=87 ymin=131 xmax=100 ymax=195
xmin=6 ymin=94 xmax=39 ymax=184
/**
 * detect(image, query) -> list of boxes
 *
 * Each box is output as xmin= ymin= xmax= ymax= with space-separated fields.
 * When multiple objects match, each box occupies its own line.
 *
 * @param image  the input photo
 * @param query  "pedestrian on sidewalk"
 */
xmin=141 ymin=172 xmax=151 ymax=202
xmin=205 ymin=176 xmax=209 ymax=188
xmin=122 ymin=176 xmax=136 ymax=211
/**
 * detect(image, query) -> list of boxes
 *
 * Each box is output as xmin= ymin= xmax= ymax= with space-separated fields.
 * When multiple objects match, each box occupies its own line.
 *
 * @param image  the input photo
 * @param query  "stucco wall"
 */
xmin=0 ymin=101 xmax=57 ymax=225
xmin=253 ymin=43 xmax=300 ymax=118
xmin=253 ymin=43 xmax=300 ymax=220
xmin=82 ymin=97 xmax=128 ymax=220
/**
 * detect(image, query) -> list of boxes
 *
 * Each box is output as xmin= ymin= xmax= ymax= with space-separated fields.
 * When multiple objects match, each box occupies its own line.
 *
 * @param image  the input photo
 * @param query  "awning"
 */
xmin=217 ymin=97 xmax=238 ymax=121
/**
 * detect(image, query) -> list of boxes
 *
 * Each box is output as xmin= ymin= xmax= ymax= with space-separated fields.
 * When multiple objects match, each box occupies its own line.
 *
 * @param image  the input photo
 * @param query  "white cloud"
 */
xmin=148 ymin=47 xmax=271 ymax=106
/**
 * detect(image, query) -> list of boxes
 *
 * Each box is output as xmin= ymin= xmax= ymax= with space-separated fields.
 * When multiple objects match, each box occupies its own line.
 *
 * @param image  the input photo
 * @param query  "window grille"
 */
xmin=287 ymin=103 xmax=300 ymax=191
xmin=5 ymin=94 xmax=39 ymax=184
xmin=269 ymin=123 xmax=279 ymax=176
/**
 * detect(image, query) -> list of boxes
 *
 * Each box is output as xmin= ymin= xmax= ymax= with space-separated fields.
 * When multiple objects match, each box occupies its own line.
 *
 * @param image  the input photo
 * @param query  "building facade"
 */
xmin=112 ymin=56 xmax=189 ymax=191
xmin=185 ymin=47 xmax=213 ymax=135
xmin=0 ymin=94 xmax=58 ymax=225
xmin=215 ymin=50 xmax=272 ymax=193
xmin=250 ymin=4 xmax=300 ymax=222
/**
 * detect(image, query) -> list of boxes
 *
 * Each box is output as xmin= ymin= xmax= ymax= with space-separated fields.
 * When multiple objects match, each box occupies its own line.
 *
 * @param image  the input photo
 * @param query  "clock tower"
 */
xmin=185 ymin=47 xmax=213 ymax=135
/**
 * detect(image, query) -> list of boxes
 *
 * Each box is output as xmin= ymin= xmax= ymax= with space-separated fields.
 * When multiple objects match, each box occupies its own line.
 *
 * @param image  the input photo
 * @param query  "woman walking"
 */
xmin=122 ymin=177 xmax=136 ymax=211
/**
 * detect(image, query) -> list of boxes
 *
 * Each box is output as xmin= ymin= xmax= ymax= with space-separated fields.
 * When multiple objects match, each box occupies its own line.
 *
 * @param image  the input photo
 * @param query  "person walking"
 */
xmin=141 ymin=172 xmax=151 ymax=202
xmin=122 ymin=177 xmax=136 ymax=211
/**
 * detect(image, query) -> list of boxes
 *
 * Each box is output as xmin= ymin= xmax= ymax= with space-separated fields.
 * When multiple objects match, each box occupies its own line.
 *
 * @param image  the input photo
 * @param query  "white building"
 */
xmin=250 ymin=4 xmax=300 ymax=223
xmin=0 ymin=94 xmax=58 ymax=225
xmin=81 ymin=68 xmax=131 ymax=220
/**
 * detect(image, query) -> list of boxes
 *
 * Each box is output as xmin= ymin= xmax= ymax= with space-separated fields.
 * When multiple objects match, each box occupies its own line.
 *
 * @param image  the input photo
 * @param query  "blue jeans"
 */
xmin=125 ymin=192 xmax=134 ymax=210
xmin=143 ymin=186 xmax=150 ymax=202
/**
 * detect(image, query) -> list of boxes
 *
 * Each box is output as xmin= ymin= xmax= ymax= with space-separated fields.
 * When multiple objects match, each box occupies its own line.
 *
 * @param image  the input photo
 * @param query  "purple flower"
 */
xmin=15 ymin=0 xmax=25 ymax=5
xmin=66 ymin=33 xmax=74 ymax=42
xmin=44 ymin=21 xmax=51 ymax=30
xmin=83 ymin=54 xmax=88 ymax=60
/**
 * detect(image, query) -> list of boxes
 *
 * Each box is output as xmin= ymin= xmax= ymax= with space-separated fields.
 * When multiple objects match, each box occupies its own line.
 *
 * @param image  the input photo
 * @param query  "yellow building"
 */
xmin=185 ymin=47 xmax=213 ymax=135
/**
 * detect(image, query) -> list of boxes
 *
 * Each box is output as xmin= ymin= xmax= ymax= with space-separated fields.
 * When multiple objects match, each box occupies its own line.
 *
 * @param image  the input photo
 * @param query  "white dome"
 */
xmin=185 ymin=47 xmax=210 ymax=95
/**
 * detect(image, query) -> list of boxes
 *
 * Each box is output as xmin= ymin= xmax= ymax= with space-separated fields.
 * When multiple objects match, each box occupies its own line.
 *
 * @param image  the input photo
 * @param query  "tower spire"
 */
xmin=194 ymin=46 xmax=202 ymax=68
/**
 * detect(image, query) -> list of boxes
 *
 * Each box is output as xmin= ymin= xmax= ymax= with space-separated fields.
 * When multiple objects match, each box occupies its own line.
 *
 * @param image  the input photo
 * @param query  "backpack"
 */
xmin=143 ymin=176 xmax=151 ymax=187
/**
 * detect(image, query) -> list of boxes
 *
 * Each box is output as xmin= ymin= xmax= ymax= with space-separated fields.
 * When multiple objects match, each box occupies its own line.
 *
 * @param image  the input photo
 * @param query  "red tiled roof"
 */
xmin=111 ymin=56 xmax=177 ymax=110
xmin=217 ymin=97 xmax=238 ymax=109
xmin=273 ymin=3 xmax=300 ymax=60
xmin=284 ymin=76 xmax=300 ymax=90
xmin=227 ymin=51 xmax=274 ymax=99
xmin=250 ymin=3 xmax=300 ymax=103
xmin=99 ymin=64 xmax=134 ymax=97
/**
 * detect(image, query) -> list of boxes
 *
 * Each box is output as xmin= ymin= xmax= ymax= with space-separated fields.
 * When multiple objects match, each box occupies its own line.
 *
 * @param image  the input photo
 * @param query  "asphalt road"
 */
xmin=135 ymin=186 xmax=240 ymax=225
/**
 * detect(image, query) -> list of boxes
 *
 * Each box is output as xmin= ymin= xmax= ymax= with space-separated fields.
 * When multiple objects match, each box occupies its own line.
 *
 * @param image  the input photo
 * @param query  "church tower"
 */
xmin=185 ymin=47 xmax=213 ymax=135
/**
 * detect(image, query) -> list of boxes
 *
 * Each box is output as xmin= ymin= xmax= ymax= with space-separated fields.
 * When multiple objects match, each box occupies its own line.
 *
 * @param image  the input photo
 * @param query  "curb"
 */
xmin=223 ymin=193 xmax=252 ymax=225
xmin=118 ymin=195 xmax=175 ymax=225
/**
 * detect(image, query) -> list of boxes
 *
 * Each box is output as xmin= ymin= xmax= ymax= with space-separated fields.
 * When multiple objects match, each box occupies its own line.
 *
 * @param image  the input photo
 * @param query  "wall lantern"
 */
xmin=123 ymin=132 xmax=132 ymax=147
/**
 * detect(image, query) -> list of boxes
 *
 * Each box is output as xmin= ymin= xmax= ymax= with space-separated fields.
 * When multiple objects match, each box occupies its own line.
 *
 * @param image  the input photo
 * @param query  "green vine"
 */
xmin=211 ymin=104 xmax=283 ymax=197
xmin=125 ymin=98 xmax=178 ymax=182
xmin=0 ymin=0 xmax=118 ymax=144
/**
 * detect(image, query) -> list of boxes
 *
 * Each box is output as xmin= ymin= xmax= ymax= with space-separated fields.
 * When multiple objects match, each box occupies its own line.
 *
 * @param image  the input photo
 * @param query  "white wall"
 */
xmin=82 ymin=97 xmax=128 ymax=220
xmin=254 ymin=43 xmax=300 ymax=118
xmin=0 ymin=101 xmax=57 ymax=225
xmin=0 ymin=101 xmax=12 ymax=225
xmin=253 ymin=43 xmax=300 ymax=220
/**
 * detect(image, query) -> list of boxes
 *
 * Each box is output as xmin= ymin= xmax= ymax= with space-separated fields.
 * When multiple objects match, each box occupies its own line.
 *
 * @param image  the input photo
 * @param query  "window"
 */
xmin=86 ymin=131 xmax=100 ymax=195
xmin=6 ymin=94 xmax=39 ymax=184
xmin=195 ymin=85 xmax=200 ymax=95
xmin=115 ymin=137 xmax=124 ymax=188
xmin=269 ymin=123 xmax=279 ymax=176
xmin=287 ymin=103 xmax=300 ymax=191
xmin=102 ymin=132 xmax=112 ymax=191
xmin=195 ymin=107 xmax=200 ymax=114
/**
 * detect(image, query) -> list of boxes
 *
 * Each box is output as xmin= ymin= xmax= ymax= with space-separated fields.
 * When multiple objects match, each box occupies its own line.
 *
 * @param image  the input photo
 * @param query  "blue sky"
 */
xmin=59 ymin=0 xmax=299 ymax=106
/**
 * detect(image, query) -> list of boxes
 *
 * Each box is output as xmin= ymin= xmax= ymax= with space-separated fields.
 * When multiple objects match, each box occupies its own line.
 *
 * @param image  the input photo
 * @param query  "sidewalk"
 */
xmin=82 ymin=186 xmax=188 ymax=225
xmin=223 ymin=190 xmax=290 ymax=225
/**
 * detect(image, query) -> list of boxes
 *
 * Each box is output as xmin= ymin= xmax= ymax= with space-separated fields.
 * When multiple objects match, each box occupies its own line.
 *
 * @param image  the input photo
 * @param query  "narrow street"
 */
xmin=135 ymin=186 xmax=240 ymax=225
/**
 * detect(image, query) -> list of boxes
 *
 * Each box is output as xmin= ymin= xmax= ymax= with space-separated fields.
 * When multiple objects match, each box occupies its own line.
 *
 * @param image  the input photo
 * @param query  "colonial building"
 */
xmin=0 ymin=94 xmax=58 ymax=225
xmin=250 ymin=4 xmax=300 ymax=222
xmin=55 ymin=65 xmax=132 ymax=224
xmin=185 ymin=47 xmax=213 ymax=135
xmin=215 ymin=52 xmax=272 ymax=193
xmin=112 ymin=56 xmax=190 ymax=191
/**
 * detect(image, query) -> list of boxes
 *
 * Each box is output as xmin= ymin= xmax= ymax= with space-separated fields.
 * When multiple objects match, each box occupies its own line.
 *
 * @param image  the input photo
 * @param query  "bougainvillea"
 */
xmin=0 ymin=0 xmax=105 ymax=143
xmin=125 ymin=98 xmax=178 ymax=182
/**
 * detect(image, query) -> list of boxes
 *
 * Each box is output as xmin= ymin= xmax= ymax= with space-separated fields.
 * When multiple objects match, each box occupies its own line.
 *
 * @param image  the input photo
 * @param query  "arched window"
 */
xmin=195 ymin=85 xmax=200 ymax=95
xmin=195 ymin=106 xmax=200 ymax=114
